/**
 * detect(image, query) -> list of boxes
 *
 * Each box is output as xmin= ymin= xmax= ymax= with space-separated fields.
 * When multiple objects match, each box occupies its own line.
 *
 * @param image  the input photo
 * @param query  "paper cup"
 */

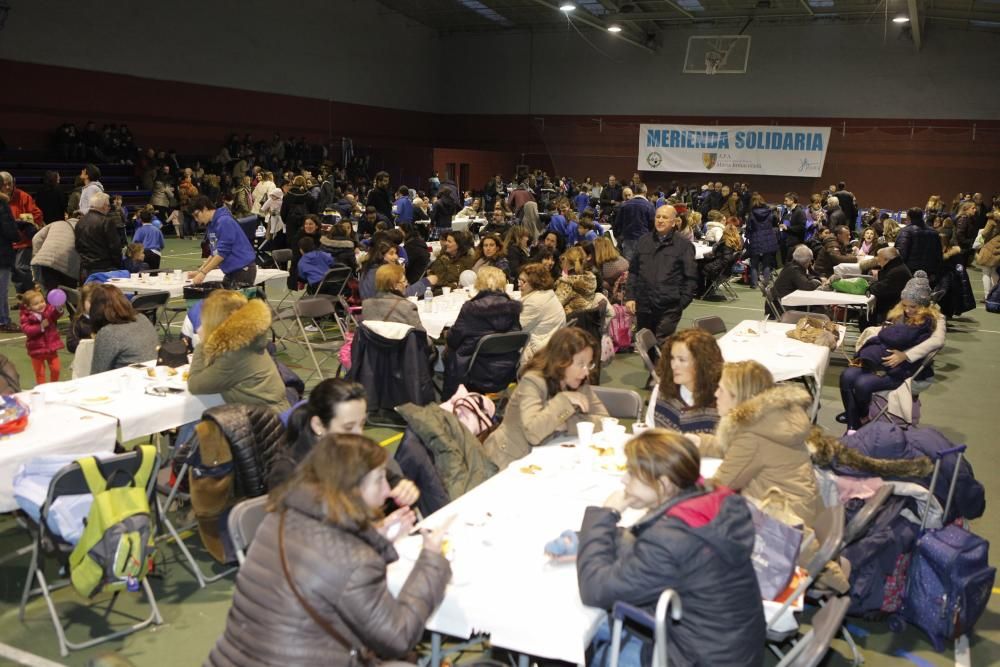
xmin=601 ymin=417 xmax=620 ymax=433
xmin=28 ymin=391 xmax=45 ymax=413
xmin=577 ymin=421 xmax=595 ymax=447
xmin=442 ymin=286 xmax=452 ymax=295
xmin=631 ymin=421 xmax=650 ymax=436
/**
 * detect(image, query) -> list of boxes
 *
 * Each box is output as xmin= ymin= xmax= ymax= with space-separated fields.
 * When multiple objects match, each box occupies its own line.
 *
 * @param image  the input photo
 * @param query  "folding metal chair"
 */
xmin=227 ymin=495 xmax=270 ymax=566
xmin=58 ymin=285 xmax=81 ymax=320
xmin=19 ymin=448 xmax=163 ymax=657
xmin=591 ymin=386 xmax=643 ymax=421
xmin=157 ymin=437 xmax=238 ymax=589
xmin=308 ymin=265 xmax=353 ymax=299
xmin=609 ymin=589 xmax=682 ymax=667
xmin=869 ymin=350 xmax=938 ymax=427
xmin=693 ymin=315 xmax=727 ymax=336
xmin=270 ymin=247 xmax=294 ymax=271
xmin=634 ymin=327 xmax=660 ymax=390
xmin=760 ymin=276 xmax=784 ymax=320
xmin=464 ymin=331 xmax=530 ymax=394
xmin=293 ymin=297 xmax=346 ymax=382
xmin=774 ymin=595 xmax=852 ymax=667
xmin=567 ymin=301 xmax=607 ymax=385
xmin=131 ymin=290 xmax=171 ymax=338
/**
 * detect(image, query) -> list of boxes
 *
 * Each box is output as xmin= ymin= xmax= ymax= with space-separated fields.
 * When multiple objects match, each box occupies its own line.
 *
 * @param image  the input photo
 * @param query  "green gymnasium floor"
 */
xmin=0 ymin=238 xmax=996 ymax=666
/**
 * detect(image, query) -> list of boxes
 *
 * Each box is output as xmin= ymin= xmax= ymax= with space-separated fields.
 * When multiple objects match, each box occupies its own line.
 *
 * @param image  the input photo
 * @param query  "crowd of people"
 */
xmin=1 ymin=137 xmax=996 ymax=665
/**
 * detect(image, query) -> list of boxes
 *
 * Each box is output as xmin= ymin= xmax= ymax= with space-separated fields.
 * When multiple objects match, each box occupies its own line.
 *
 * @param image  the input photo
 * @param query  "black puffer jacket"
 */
xmin=577 ymin=488 xmax=765 ymax=667
xmin=348 ymin=324 xmax=435 ymax=412
xmin=207 ymin=487 xmax=450 ymax=667
xmin=896 ymin=221 xmax=943 ymax=279
xmin=700 ymin=240 xmax=739 ymax=283
xmin=280 ymin=188 xmax=317 ymax=243
xmin=624 ymin=229 xmax=697 ymax=315
xmin=75 ymin=209 xmax=122 ymax=272
xmin=0 ymin=200 xmax=19 ymax=269
xmin=202 ymin=404 xmax=286 ymax=498
xmin=443 ymin=291 xmax=522 ymax=398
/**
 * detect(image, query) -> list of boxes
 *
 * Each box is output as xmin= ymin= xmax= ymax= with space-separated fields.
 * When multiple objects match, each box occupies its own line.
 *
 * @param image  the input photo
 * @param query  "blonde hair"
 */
xmin=886 ymin=301 xmax=939 ymax=330
xmin=593 ymin=236 xmax=621 ymax=265
xmin=625 ymin=429 xmax=702 ymax=505
xmin=722 ymin=224 xmax=743 ymax=250
xmin=560 ymin=246 xmax=587 ymax=274
xmin=719 ymin=360 xmax=775 ymax=406
xmin=200 ymin=290 xmax=248 ymax=341
xmin=20 ymin=289 xmax=44 ymax=308
xmin=474 ymin=266 xmax=507 ymax=291
xmin=127 ymin=242 xmax=144 ymax=259
xmin=883 ymin=219 xmax=901 ymax=243
xmin=374 ymin=263 xmax=405 ymax=292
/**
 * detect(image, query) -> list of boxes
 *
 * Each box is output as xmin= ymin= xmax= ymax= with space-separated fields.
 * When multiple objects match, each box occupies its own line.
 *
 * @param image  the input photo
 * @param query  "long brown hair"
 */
xmin=625 ymin=429 xmax=702 ymax=505
xmin=655 ymin=328 xmax=723 ymax=408
xmin=269 ymin=433 xmax=387 ymax=528
xmin=522 ymin=327 xmax=596 ymax=396
xmin=89 ymin=284 xmax=137 ymax=333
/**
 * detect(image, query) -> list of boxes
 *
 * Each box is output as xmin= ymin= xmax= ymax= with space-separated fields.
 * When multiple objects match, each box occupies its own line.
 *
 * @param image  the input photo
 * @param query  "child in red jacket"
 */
xmin=20 ymin=290 xmax=63 ymax=384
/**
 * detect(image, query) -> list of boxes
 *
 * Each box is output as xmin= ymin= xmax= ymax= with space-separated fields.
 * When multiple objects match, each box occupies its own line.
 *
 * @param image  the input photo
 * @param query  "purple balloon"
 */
xmin=47 ymin=289 xmax=67 ymax=308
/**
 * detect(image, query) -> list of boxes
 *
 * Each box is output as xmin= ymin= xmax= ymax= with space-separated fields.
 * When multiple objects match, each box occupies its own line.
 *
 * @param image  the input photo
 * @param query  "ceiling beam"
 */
xmin=908 ymin=0 xmax=922 ymax=49
xmin=528 ymin=0 xmax=655 ymax=52
xmin=604 ymin=8 xmax=880 ymax=21
xmin=663 ymin=0 xmax=696 ymax=20
xmin=799 ymin=0 xmax=814 ymax=17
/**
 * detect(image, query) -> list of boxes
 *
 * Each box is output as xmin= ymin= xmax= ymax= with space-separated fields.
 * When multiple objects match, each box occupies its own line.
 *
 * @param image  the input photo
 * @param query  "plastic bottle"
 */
xmin=424 ymin=286 xmax=434 ymax=312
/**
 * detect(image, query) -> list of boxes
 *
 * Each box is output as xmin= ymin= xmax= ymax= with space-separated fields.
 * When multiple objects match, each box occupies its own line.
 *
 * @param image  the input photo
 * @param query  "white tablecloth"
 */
xmin=35 ymin=362 xmax=224 ymax=442
xmin=780 ymin=289 xmax=874 ymax=311
xmin=107 ymin=268 xmax=289 ymax=298
xmin=451 ymin=217 xmax=486 ymax=233
xmin=386 ymin=441 xmax=731 ymax=664
xmin=0 ymin=402 xmax=118 ymax=512
xmin=718 ymin=320 xmax=840 ymax=385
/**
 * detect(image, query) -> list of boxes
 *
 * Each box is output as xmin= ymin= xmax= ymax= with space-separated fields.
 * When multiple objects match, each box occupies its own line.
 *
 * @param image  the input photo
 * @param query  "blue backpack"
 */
xmin=985 ymin=280 xmax=1000 ymax=313
xmin=895 ymin=446 xmax=995 ymax=650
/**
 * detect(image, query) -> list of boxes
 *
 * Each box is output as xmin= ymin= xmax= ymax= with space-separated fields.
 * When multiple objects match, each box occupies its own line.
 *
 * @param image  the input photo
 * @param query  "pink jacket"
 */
xmin=20 ymin=304 xmax=64 ymax=358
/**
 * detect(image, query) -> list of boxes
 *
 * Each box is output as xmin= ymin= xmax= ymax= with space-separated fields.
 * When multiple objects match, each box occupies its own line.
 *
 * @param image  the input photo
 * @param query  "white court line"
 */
xmin=0 ymin=642 xmax=66 ymax=667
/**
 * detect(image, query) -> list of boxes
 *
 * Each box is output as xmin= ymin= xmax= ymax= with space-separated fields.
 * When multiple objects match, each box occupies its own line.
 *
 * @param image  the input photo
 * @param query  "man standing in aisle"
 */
xmin=614 ymin=183 xmax=654 ymax=262
xmin=367 ymin=171 xmax=393 ymax=220
xmin=625 ymin=204 xmax=697 ymax=344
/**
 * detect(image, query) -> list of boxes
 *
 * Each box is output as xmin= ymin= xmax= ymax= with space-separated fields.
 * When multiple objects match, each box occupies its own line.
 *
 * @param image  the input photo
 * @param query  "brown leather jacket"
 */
xmin=207 ymin=487 xmax=450 ymax=666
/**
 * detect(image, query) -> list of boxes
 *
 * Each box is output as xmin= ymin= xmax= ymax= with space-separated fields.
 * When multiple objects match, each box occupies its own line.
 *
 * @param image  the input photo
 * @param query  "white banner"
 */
xmin=638 ymin=124 xmax=831 ymax=178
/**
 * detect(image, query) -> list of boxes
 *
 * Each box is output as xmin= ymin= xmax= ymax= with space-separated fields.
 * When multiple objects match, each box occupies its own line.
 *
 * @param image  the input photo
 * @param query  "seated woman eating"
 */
xmin=517 ymin=262 xmax=566 ymax=365
xmin=426 ymin=230 xmax=475 ymax=290
xmin=482 ymin=327 xmax=608 ymax=470
xmin=207 ymin=433 xmax=450 ymax=667
xmin=839 ymin=271 xmax=939 ymax=432
xmin=703 ymin=360 xmax=821 ymax=527
xmin=89 ymin=284 xmax=159 ymax=374
xmin=361 ymin=263 xmax=423 ymax=330
xmin=359 ymin=240 xmax=428 ymax=300
xmin=442 ymin=267 xmax=522 ymax=398
xmin=269 ymin=378 xmax=420 ymax=509
xmin=187 ymin=290 xmax=290 ymax=412
xmin=644 ymin=328 xmax=723 ymax=436
xmin=576 ymin=429 xmax=765 ymax=667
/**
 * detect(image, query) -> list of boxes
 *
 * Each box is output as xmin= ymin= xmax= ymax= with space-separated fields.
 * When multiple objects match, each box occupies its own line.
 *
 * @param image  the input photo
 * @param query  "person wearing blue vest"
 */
xmin=132 ymin=208 xmax=166 ymax=269
xmin=393 ymin=185 xmax=414 ymax=224
xmin=187 ymin=195 xmax=257 ymax=287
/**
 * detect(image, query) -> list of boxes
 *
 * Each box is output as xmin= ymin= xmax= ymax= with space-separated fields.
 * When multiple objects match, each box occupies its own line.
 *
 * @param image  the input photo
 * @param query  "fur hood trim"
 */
xmin=805 ymin=426 xmax=933 ymax=478
xmin=716 ymin=384 xmax=811 ymax=449
xmin=203 ymin=299 xmax=272 ymax=362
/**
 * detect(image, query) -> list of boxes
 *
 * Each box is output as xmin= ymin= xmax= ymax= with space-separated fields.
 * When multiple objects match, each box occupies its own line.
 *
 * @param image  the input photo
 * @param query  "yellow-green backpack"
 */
xmin=69 ymin=445 xmax=156 ymax=598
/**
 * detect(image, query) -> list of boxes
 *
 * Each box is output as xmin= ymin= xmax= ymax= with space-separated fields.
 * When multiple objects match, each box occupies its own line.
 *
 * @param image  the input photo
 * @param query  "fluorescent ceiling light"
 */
xmin=893 ymin=16 xmax=910 ymax=23
xmin=559 ymin=2 xmax=576 ymax=11
xmin=607 ymin=24 xmax=622 ymax=32
xmin=676 ymin=0 xmax=705 ymax=11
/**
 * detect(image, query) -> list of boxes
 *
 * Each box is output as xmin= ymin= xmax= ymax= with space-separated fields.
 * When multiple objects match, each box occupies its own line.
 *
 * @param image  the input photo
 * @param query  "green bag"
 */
xmin=832 ymin=277 xmax=869 ymax=295
xmin=68 ymin=445 xmax=156 ymax=598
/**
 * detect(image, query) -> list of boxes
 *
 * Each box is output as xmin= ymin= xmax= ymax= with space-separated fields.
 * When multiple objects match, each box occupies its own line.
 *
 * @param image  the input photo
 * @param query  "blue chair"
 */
xmin=609 ymin=589 xmax=682 ymax=667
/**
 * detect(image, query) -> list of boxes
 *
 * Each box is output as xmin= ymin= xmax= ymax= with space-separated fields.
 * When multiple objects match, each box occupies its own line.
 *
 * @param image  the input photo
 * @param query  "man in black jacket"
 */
xmin=834 ymin=181 xmax=858 ymax=227
xmin=825 ymin=196 xmax=848 ymax=232
xmin=74 ymin=192 xmax=123 ymax=278
xmin=782 ymin=192 xmax=807 ymax=261
xmin=0 ymin=194 xmax=21 ymax=331
xmin=867 ymin=247 xmax=912 ymax=324
xmin=600 ymin=175 xmax=624 ymax=206
xmin=895 ymin=207 xmax=943 ymax=283
xmin=772 ymin=245 xmax=822 ymax=309
xmin=366 ymin=171 xmax=393 ymax=219
xmin=624 ymin=205 xmax=697 ymax=344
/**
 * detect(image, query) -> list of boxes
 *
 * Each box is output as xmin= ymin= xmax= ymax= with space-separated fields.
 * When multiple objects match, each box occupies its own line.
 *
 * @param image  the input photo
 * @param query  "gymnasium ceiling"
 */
xmin=375 ymin=0 xmax=1000 ymax=50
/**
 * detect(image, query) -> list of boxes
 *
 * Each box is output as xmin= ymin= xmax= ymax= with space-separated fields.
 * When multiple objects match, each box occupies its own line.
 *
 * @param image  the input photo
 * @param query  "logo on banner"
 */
xmin=646 ymin=152 xmax=662 ymax=168
xmin=702 ymin=153 xmax=718 ymax=170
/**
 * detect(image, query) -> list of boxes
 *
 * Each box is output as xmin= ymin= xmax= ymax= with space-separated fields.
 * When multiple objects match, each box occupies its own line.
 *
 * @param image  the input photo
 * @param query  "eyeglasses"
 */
xmin=572 ymin=361 xmax=597 ymax=371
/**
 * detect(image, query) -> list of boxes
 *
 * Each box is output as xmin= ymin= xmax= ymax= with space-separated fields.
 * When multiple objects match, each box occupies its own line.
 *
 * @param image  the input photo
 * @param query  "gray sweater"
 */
xmin=90 ymin=318 xmax=159 ymax=374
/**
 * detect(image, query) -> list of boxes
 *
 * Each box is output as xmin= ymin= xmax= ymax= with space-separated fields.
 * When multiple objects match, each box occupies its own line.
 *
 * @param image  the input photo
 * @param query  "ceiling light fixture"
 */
xmin=607 ymin=24 xmax=623 ymax=32
xmin=893 ymin=15 xmax=910 ymax=23
xmin=559 ymin=2 xmax=576 ymax=11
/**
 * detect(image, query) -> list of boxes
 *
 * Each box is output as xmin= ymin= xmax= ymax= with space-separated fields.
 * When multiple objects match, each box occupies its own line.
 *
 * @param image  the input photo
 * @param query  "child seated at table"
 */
xmin=296 ymin=236 xmax=334 ymax=291
xmin=132 ymin=208 xmax=166 ymax=269
xmin=644 ymin=328 xmax=723 ymax=436
xmin=576 ymin=429 xmax=765 ymax=667
xmin=482 ymin=327 xmax=609 ymax=470
xmin=122 ymin=242 xmax=149 ymax=274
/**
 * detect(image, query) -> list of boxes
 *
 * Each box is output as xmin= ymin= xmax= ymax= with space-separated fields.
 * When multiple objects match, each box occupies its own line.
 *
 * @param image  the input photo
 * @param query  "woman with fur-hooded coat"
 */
xmin=187 ymin=297 xmax=290 ymax=412
xmin=701 ymin=384 xmax=821 ymax=526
